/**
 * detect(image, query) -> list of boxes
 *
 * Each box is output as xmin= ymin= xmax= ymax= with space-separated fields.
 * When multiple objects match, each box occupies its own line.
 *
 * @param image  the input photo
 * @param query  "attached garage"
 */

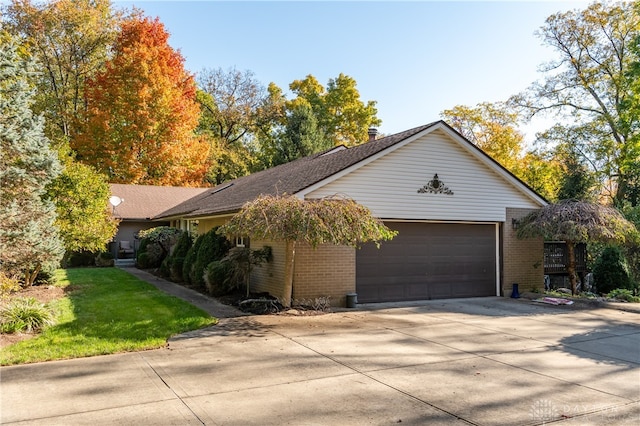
xmin=159 ymin=121 xmax=547 ymax=307
xmin=356 ymin=222 xmax=497 ymax=302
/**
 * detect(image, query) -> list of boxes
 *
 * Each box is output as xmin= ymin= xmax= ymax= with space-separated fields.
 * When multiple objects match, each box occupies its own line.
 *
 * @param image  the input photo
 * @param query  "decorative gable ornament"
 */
xmin=417 ymin=174 xmax=454 ymax=195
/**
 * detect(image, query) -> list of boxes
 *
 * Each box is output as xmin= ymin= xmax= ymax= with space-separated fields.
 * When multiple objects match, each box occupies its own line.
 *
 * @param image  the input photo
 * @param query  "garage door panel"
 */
xmin=356 ymin=223 xmax=496 ymax=303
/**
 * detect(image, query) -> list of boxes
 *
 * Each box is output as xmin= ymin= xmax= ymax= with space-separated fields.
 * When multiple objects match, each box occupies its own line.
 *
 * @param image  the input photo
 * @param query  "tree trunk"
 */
xmin=566 ymin=240 xmax=577 ymax=295
xmin=24 ymin=264 xmax=41 ymax=287
xmin=282 ymin=240 xmax=296 ymax=308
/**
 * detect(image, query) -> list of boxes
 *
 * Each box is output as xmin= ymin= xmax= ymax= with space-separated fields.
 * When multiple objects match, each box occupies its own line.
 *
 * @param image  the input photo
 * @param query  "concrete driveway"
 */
xmin=1 ymin=297 xmax=639 ymax=425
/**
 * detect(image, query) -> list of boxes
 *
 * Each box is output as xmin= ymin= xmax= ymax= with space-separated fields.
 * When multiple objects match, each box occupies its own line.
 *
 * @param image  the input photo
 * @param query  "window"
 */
xmin=235 ymin=236 xmax=249 ymax=248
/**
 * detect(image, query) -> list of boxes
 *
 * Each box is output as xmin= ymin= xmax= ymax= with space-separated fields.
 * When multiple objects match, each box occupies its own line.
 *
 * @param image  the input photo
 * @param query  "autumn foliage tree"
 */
xmin=2 ymin=0 xmax=120 ymax=141
xmin=512 ymin=2 xmax=640 ymax=206
xmin=73 ymin=16 xmax=209 ymax=186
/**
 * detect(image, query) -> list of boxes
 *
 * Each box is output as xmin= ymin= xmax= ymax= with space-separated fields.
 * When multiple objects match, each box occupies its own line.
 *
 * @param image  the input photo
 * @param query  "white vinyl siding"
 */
xmin=306 ymin=129 xmax=541 ymax=222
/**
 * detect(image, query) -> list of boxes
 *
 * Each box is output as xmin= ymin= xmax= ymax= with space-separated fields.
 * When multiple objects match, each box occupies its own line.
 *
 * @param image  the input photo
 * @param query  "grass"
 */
xmin=0 ymin=268 xmax=216 ymax=365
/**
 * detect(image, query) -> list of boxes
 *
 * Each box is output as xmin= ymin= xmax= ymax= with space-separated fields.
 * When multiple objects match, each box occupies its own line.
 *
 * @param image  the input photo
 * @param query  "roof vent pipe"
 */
xmin=368 ymin=128 xmax=378 ymax=141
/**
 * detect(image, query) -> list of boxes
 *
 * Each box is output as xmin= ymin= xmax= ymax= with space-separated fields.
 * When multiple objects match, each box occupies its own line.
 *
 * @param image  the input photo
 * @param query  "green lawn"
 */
xmin=0 ymin=268 xmax=216 ymax=365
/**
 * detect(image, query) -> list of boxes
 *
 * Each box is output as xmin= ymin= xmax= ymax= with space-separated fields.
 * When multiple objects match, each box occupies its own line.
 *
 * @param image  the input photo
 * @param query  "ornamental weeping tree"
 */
xmin=218 ymin=194 xmax=397 ymax=307
xmin=516 ymin=200 xmax=637 ymax=295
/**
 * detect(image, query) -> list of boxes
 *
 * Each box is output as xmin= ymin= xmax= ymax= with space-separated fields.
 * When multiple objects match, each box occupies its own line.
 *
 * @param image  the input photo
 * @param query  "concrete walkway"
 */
xmin=1 ymin=270 xmax=639 ymax=425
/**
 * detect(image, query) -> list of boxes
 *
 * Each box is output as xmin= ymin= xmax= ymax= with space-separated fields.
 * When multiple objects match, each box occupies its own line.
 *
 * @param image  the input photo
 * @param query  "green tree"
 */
xmin=289 ymin=73 xmax=381 ymax=147
xmin=517 ymin=199 xmax=637 ymax=295
xmin=3 ymin=1 xmax=123 ymax=255
xmin=512 ymin=1 xmax=640 ymax=206
xmin=196 ymin=68 xmax=285 ymax=182
xmin=219 ymin=195 xmax=397 ymax=307
xmin=621 ymin=3 xmax=640 ymax=206
xmin=264 ymin=103 xmax=332 ymax=167
xmin=46 ymin=143 xmax=118 ymax=258
xmin=2 ymin=0 xmax=121 ymax=141
xmin=556 ymin=146 xmax=598 ymax=202
xmin=0 ymin=35 xmax=64 ymax=286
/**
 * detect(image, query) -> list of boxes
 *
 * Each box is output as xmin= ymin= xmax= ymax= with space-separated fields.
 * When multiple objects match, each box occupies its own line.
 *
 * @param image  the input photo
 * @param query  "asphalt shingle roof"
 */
xmin=157 ymin=122 xmax=439 ymax=219
xmin=109 ymin=184 xmax=209 ymax=220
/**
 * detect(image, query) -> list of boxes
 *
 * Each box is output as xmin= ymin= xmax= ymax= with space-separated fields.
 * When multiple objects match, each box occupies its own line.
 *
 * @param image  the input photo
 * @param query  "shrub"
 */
xmin=136 ymin=227 xmax=182 ymax=269
xmin=204 ymin=260 xmax=232 ymax=296
xmin=136 ymin=252 xmax=153 ymax=269
xmin=0 ymin=272 xmax=21 ymax=298
xmin=0 ymin=297 xmax=55 ymax=333
xmin=184 ymin=228 xmax=232 ymax=289
xmin=182 ymin=234 xmax=204 ymax=286
xmin=66 ymin=250 xmax=98 ymax=267
xmin=161 ymin=231 xmax=193 ymax=281
xmin=95 ymin=251 xmax=114 ymax=267
xmin=593 ymin=246 xmax=633 ymax=294
xmin=607 ymin=288 xmax=640 ymax=303
xmin=222 ymin=246 xmax=273 ymax=296
xmin=169 ymin=257 xmax=186 ymax=282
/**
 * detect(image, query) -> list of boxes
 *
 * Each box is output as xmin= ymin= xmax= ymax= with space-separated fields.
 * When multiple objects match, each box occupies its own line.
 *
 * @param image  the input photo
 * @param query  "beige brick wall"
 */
xmin=503 ymin=208 xmax=544 ymax=295
xmin=292 ymin=244 xmax=355 ymax=308
xmin=250 ymin=240 xmax=356 ymax=308
xmin=250 ymin=239 xmax=287 ymax=299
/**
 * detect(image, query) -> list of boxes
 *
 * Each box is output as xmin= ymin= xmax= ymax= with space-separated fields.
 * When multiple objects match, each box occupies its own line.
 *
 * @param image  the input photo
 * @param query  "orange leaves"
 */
xmin=72 ymin=16 xmax=205 ymax=186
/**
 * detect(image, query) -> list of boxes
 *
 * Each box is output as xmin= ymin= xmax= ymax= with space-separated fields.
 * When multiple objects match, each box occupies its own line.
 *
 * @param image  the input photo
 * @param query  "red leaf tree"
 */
xmin=73 ymin=16 xmax=209 ymax=186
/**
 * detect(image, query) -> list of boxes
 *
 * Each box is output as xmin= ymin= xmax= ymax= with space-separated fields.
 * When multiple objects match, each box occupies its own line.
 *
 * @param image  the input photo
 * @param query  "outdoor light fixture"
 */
xmin=512 ymin=218 xmax=519 ymax=230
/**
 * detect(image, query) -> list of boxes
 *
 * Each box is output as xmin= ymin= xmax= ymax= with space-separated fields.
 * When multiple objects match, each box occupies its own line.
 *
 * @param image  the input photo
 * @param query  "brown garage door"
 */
xmin=356 ymin=222 xmax=496 ymax=303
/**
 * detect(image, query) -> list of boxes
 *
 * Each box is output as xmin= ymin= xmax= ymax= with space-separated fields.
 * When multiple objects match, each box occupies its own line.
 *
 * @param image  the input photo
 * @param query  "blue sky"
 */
xmin=117 ymin=1 xmax=590 ymax=137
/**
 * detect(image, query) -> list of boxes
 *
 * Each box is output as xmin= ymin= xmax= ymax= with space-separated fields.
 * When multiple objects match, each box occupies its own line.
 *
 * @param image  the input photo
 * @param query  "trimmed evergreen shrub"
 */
xmin=593 ymin=246 xmax=633 ymax=294
xmin=67 ymin=251 xmax=97 ymax=267
xmin=183 ymin=234 xmax=204 ymax=286
xmin=191 ymin=229 xmax=232 ymax=289
xmin=136 ymin=227 xmax=182 ymax=269
xmin=182 ymin=228 xmax=231 ymax=289
xmin=170 ymin=257 xmax=186 ymax=282
xmin=204 ymin=260 xmax=232 ymax=296
xmin=136 ymin=252 xmax=153 ymax=269
xmin=161 ymin=231 xmax=193 ymax=281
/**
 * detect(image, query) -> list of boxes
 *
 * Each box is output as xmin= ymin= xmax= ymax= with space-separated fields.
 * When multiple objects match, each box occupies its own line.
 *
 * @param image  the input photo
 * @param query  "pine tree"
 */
xmin=0 ymin=35 xmax=64 ymax=286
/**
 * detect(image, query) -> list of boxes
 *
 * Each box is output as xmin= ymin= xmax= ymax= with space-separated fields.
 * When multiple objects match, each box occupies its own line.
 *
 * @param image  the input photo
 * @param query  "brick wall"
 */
xmin=250 ymin=239 xmax=356 ymax=308
xmin=250 ymin=239 xmax=287 ymax=299
xmin=503 ymin=208 xmax=544 ymax=295
xmin=292 ymin=244 xmax=355 ymax=308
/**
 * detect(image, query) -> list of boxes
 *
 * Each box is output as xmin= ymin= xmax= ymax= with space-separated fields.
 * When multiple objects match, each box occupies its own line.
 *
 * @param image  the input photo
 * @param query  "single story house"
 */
xmin=109 ymin=184 xmax=209 ymax=258
xmin=157 ymin=121 xmax=547 ymax=306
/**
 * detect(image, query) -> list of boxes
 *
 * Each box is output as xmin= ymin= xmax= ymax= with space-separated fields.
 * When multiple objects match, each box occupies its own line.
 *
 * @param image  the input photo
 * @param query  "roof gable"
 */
xmin=305 ymin=126 xmax=546 ymax=222
xmin=157 ymin=122 xmax=439 ymax=219
xmin=156 ymin=121 xmax=546 ymax=220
